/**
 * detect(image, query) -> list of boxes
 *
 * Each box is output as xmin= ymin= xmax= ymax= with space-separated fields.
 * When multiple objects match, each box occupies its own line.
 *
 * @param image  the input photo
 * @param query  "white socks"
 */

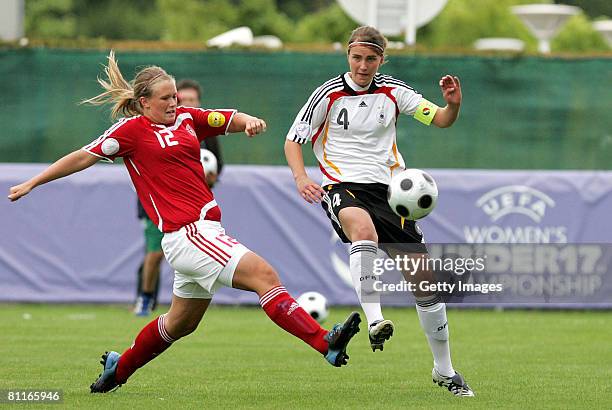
xmin=349 ymin=240 xmax=384 ymax=326
xmin=416 ymin=295 xmax=455 ymax=377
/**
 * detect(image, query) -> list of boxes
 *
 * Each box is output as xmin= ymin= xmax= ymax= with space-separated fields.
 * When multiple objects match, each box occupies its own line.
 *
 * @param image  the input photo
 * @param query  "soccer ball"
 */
xmin=387 ymin=168 xmax=438 ymax=220
xmin=200 ymin=149 xmax=218 ymax=175
xmin=296 ymin=292 xmax=329 ymax=324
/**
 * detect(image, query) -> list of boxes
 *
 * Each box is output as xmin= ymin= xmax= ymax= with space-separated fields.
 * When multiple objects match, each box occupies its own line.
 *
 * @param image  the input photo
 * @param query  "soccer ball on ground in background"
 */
xmin=296 ymin=292 xmax=329 ymax=324
xmin=387 ymin=168 xmax=438 ymax=220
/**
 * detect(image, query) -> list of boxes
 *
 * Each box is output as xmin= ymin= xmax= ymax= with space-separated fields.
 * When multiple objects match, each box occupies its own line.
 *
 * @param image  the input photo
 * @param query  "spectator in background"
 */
xmin=134 ymin=79 xmax=223 ymax=316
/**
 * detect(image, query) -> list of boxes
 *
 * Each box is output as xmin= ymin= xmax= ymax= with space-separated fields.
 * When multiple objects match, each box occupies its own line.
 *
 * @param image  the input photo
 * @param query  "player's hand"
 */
xmin=8 ymin=182 xmax=34 ymax=202
xmin=295 ymin=175 xmax=325 ymax=204
xmin=245 ymin=118 xmax=267 ymax=137
xmin=439 ymin=75 xmax=462 ymax=106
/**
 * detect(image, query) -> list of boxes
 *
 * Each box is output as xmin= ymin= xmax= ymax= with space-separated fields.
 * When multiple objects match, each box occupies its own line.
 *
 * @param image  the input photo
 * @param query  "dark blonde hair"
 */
xmin=347 ymin=26 xmax=388 ymax=56
xmin=82 ymin=50 xmax=175 ymax=119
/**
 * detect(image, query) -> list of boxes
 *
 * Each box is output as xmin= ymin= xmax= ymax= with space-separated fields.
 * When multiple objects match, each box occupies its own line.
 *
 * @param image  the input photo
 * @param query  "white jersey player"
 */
xmin=287 ymin=71 xmax=434 ymax=186
xmin=285 ymin=26 xmax=474 ymax=397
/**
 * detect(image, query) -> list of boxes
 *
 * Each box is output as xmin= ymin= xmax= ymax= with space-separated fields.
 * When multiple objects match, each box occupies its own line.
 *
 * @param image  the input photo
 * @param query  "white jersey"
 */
xmin=286 ymin=72 xmax=437 ymax=186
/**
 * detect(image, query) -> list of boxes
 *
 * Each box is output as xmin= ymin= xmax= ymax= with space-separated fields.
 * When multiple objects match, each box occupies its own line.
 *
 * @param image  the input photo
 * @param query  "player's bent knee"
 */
xmin=233 ymin=252 xmax=281 ymax=293
xmin=348 ymin=225 xmax=378 ymax=242
xmin=165 ymin=316 xmax=199 ymax=339
xmin=177 ymin=321 xmax=199 ymax=338
xmin=254 ymin=260 xmax=281 ymax=289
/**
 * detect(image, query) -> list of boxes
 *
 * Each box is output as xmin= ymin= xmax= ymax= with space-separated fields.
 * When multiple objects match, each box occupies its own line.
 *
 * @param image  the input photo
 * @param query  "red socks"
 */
xmin=115 ymin=314 xmax=175 ymax=383
xmin=259 ymin=286 xmax=329 ymax=355
xmin=114 ymin=287 xmax=328 ymax=384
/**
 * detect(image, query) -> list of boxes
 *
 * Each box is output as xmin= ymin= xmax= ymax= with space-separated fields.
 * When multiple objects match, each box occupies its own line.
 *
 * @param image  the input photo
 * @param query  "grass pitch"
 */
xmin=0 ymin=304 xmax=610 ymax=409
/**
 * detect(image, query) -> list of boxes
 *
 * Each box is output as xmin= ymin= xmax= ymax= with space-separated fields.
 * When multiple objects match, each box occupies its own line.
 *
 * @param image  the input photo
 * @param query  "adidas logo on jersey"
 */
xmin=359 ymin=101 xmax=368 ymax=107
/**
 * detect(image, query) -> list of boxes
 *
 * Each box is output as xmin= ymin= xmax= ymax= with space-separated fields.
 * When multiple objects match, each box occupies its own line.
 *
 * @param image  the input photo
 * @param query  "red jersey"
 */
xmin=83 ymin=106 xmax=236 ymax=232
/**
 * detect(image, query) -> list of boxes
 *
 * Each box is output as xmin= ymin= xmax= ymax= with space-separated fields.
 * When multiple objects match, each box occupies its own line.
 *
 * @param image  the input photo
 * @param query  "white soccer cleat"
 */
xmin=432 ymin=368 xmax=475 ymax=397
xmin=368 ymin=319 xmax=394 ymax=351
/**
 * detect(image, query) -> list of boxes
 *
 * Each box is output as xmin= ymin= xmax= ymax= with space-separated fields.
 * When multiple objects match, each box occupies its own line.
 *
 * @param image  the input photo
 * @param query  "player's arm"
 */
xmin=227 ymin=112 xmax=266 ymax=137
xmin=8 ymin=149 xmax=100 ymax=201
xmin=284 ymin=140 xmax=325 ymax=203
xmin=431 ymin=75 xmax=462 ymax=128
xmin=284 ymin=87 xmax=329 ymax=204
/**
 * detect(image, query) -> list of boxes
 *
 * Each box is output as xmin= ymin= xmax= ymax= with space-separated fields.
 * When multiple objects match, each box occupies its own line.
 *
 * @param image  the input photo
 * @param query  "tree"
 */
xmin=73 ymin=0 xmax=159 ymax=40
xmin=158 ymin=0 xmax=293 ymax=42
xmin=553 ymin=13 xmax=609 ymax=52
xmin=234 ymin=0 xmax=293 ymax=38
xmin=292 ymin=3 xmax=357 ymax=43
xmin=420 ymin=0 xmax=546 ymax=51
xmin=556 ymin=0 xmax=611 ymax=19
xmin=276 ymin=0 xmax=333 ymax=21
xmin=25 ymin=0 xmax=77 ymax=39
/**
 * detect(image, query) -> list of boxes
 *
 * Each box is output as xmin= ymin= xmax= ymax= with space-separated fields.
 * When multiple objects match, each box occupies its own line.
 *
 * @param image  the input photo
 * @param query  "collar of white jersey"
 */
xmin=344 ymin=72 xmax=374 ymax=92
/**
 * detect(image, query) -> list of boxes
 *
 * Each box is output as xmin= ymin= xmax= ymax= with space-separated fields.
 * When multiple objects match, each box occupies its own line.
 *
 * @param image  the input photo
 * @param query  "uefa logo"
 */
xmin=476 ymin=185 xmax=555 ymax=223
xmin=465 ymin=185 xmax=566 ymax=244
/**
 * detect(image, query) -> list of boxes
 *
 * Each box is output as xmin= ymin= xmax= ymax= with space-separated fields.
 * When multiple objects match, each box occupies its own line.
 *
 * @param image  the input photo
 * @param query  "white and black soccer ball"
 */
xmin=296 ymin=291 xmax=329 ymax=324
xmin=200 ymin=148 xmax=218 ymax=175
xmin=387 ymin=168 xmax=438 ymax=220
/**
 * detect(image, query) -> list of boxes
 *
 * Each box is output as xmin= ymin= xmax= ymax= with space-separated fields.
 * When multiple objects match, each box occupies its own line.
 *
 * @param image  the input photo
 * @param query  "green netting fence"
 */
xmin=1 ymin=49 xmax=610 ymax=169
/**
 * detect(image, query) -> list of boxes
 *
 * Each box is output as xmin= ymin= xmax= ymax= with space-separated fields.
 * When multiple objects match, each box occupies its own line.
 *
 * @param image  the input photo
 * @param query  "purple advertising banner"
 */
xmin=1 ymin=164 xmax=611 ymax=307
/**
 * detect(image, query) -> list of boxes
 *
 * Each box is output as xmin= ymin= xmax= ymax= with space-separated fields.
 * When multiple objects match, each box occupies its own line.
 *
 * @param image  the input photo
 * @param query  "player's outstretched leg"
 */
xmin=258 ymin=285 xmax=361 ymax=367
xmin=91 ymin=297 xmax=208 ymax=393
xmin=234 ymin=252 xmax=361 ymax=367
xmin=432 ymin=368 xmax=475 ymax=397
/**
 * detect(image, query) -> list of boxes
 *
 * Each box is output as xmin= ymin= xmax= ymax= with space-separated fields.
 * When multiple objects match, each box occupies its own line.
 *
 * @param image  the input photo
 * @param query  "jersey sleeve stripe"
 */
xmin=301 ymin=80 xmax=343 ymax=123
xmin=82 ymin=117 xmax=132 ymax=152
xmin=300 ymin=77 xmax=340 ymax=121
xmin=224 ymin=110 xmax=237 ymax=135
xmin=375 ymin=75 xmax=416 ymax=92
xmin=81 ymin=148 xmax=113 ymax=163
xmin=291 ymin=136 xmax=307 ymax=144
xmin=301 ymin=77 xmax=344 ymax=123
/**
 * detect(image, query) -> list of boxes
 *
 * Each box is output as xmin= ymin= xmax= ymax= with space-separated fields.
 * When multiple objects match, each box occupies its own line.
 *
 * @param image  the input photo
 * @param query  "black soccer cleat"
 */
xmin=90 ymin=351 xmax=122 ymax=393
xmin=432 ymin=368 xmax=475 ymax=397
xmin=368 ymin=319 xmax=394 ymax=352
xmin=324 ymin=312 xmax=361 ymax=367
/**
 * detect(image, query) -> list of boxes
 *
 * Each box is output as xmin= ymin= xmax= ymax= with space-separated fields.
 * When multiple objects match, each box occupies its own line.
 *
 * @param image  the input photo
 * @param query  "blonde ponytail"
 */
xmin=82 ymin=50 xmax=174 ymax=120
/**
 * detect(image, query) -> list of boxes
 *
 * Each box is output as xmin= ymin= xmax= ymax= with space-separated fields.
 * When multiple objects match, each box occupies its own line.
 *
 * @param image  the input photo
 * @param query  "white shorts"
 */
xmin=161 ymin=220 xmax=250 ymax=299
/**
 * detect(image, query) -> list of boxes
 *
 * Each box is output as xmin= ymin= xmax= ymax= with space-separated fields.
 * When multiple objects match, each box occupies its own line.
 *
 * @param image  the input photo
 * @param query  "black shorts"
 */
xmin=321 ymin=182 xmax=427 ymax=253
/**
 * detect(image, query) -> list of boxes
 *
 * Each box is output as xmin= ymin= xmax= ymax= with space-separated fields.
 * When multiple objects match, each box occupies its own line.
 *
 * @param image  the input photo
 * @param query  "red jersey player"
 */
xmin=8 ymin=51 xmax=361 ymax=393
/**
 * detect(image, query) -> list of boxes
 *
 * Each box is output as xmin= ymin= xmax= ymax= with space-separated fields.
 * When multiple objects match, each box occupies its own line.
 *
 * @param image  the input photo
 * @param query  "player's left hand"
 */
xmin=245 ymin=118 xmax=267 ymax=137
xmin=439 ymin=75 xmax=462 ymax=106
xmin=8 ymin=182 xmax=33 ymax=202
